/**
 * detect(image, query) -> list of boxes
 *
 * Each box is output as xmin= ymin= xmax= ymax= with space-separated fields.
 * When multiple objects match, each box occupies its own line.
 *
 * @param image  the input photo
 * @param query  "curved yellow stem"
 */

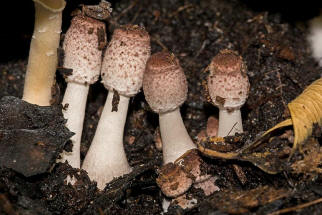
xmin=23 ymin=0 xmax=66 ymax=106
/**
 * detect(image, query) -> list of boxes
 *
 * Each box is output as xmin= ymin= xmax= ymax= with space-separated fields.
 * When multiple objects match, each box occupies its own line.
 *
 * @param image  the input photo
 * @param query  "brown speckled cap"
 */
xmin=143 ymin=52 xmax=188 ymax=113
xmin=207 ymin=49 xmax=249 ymax=109
xmin=156 ymin=163 xmax=193 ymax=198
xmin=101 ymin=24 xmax=151 ymax=97
xmin=63 ymin=15 xmax=106 ymax=84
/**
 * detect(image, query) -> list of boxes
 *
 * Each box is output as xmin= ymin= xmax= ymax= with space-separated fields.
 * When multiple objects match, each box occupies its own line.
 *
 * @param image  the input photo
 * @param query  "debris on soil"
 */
xmin=84 ymin=161 xmax=161 ymax=214
xmin=1 ymin=0 xmax=322 ymax=214
xmin=290 ymin=137 xmax=322 ymax=176
xmin=199 ymin=185 xmax=290 ymax=214
xmin=40 ymin=163 xmax=97 ymax=214
xmin=0 ymin=96 xmax=73 ymax=177
xmin=198 ymin=124 xmax=321 ymax=175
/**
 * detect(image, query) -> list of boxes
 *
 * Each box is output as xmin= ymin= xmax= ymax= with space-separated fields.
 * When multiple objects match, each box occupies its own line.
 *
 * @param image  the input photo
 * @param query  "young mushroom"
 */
xmin=82 ymin=25 xmax=151 ymax=190
xmin=144 ymin=53 xmax=218 ymax=207
xmin=207 ymin=49 xmax=249 ymax=137
xmin=308 ymin=15 xmax=322 ymax=67
xmin=58 ymin=15 xmax=106 ymax=168
xmin=23 ymin=0 xmax=66 ymax=106
xmin=143 ymin=51 xmax=196 ymax=164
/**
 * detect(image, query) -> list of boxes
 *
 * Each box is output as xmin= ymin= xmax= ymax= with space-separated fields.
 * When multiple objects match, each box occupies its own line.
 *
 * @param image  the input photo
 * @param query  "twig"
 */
xmin=195 ymin=40 xmax=208 ymax=58
xmin=115 ymin=0 xmax=138 ymax=21
xmin=151 ymin=35 xmax=168 ymax=51
xmin=201 ymin=64 xmax=210 ymax=74
xmin=275 ymin=71 xmax=287 ymax=108
xmin=130 ymin=4 xmax=142 ymax=24
xmin=98 ymin=208 xmax=104 ymax=215
xmin=227 ymin=122 xmax=238 ymax=136
xmin=263 ymin=69 xmax=286 ymax=108
xmin=268 ymin=197 xmax=322 ymax=215
xmin=169 ymin=4 xmax=194 ymax=18
xmin=232 ymin=164 xmax=247 ymax=185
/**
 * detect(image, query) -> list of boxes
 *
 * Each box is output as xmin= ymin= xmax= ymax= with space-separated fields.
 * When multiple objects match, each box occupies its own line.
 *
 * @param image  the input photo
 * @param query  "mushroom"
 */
xmin=143 ymin=51 xmax=196 ymax=164
xmin=207 ymin=49 xmax=249 ymax=137
xmin=23 ymin=0 xmax=66 ymax=106
xmin=58 ymin=15 xmax=106 ymax=168
xmin=308 ymin=15 xmax=322 ymax=67
xmin=82 ymin=25 xmax=151 ymax=190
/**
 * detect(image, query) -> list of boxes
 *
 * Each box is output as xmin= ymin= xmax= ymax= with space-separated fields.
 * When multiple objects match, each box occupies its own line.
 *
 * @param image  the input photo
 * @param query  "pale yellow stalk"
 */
xmin=23 ymin=0 xmax=66 ymax=106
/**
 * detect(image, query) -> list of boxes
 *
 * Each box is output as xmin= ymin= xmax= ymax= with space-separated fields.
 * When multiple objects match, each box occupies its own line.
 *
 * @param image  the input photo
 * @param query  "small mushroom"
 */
xmin=143 ymin=51 xmax=196 ymax=164
xmin=207 ymin=49 xmax=249 ymax=137
xmin=58 ymin=15 xmax=106 ymax=168
xmin=82 ymin=25 xmax=151 ymax=190
xmin=308 ymin=15 xmax=322 ymax=67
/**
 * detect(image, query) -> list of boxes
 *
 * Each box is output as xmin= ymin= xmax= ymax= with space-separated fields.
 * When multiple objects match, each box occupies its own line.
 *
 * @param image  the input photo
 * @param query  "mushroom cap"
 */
xmin=143 ymin=52 xmax=188 ymax=113
xmin=101 ymin=25 xmax=151 ymax=97
xmin=63 ymin=15 xmax=106 ymax=84
xmin=207 ymin=49 xmax=249 ymax=109
xmin=156 ymin=163 xmax=193 ymax=198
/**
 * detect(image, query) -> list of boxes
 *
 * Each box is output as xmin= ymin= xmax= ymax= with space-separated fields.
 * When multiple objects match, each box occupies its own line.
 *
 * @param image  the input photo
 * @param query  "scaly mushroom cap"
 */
xmin=207 ymin=49 xmax=249 ymax=110
xmin=143 ymin=52 xmax=188 ymax=113
xmin=156 ymin=163 xmax=193 ymax=198
xmin=101 ymin=24 xmax=151 ymax=97
xmin=63 ymin=15 xmax=106 ymax=84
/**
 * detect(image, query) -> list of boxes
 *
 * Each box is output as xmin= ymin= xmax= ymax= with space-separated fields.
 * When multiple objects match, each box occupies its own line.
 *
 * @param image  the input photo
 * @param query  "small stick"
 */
xmin=227 ymin=122 xmax=238 ymax=136
xmin=115 ymin=0 xmax=138 ymax=21
xmin=268 ymin=197 xmax=322 ymax=215
xmin=130 ymin=5 xmax=142 ymax=24
xmin=169 ymin=4 xmax=194 ymax=18
xmin=151 ymin=35 xmax=168 ymax=51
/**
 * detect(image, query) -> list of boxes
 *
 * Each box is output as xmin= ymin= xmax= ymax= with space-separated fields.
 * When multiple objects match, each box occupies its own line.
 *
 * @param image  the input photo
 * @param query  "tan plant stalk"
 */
xmin=23 ymin=0 xmax=66 ymax=106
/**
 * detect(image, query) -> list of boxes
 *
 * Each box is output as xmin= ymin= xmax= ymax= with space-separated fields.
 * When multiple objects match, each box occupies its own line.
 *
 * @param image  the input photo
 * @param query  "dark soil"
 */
xmin=0 ymin=0 xmax=322 ymax=214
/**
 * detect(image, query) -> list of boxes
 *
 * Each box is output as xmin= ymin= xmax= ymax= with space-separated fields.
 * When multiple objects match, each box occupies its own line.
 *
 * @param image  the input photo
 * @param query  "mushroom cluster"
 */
xmin=22 ymin=1 xmax=250 ymax=199
xmin=143 ymin=52 xmax=220 ymax=209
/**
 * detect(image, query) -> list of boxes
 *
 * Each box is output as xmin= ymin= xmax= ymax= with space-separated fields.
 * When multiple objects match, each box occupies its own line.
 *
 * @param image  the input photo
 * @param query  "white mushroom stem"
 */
xmin=217 ymin=108 xmax=243 ymax=137
xmin=59 ymin=82 xmax=89 ymax=168
xmin=82 ymin=91 xmax=131 ymax=190
xmin=159 ymin=108 xmax=196 ymax=164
